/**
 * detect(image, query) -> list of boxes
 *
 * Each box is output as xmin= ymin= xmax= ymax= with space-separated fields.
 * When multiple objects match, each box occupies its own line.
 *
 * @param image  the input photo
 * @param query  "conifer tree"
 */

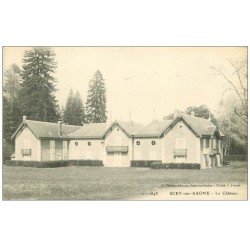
xmin=63 ymin=88 xmax=74 ymax=124
xmin=3 ymin=64 xmax=22 ymax=144
xmin=18 ymin=47 xmax=59 ymax=122
xmin=85 ymin=70 xmax=107 ymax=123
xmin=63 ymin=89 xmax=85 ymax=125
xmin=74 ymin=90 xmax=85 ymax=125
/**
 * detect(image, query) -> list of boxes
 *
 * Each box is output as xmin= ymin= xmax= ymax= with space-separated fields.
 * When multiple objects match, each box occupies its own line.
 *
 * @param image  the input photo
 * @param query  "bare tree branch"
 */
xmin=234 ymin=107 xmax=248 ymax=124
xmin=211 ymin=64 xmax=247 ymax=111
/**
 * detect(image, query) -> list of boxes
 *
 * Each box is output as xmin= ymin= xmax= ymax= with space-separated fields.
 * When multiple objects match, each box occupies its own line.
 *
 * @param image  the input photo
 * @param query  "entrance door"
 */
xmin=105 ymin=151 xmax=129 ymax=167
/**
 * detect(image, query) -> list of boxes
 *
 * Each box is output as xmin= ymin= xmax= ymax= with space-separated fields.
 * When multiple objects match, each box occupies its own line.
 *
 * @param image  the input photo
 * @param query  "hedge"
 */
xmin=68 ymin=160 xmax=103 ymax=167
xmin=4 ymin=160 xmax=103 ymax=168
xmin=150 ymin=163 xmax=201 ymax=170
xmin=223 ymin=155 xmax=247 ymax=162
xmin=130 ymin=160 xmax=162 ymax=168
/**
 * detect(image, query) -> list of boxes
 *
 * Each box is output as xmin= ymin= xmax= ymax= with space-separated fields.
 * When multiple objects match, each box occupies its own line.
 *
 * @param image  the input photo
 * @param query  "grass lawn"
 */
xmin=2 ymin=162 xmax=248 ymax=200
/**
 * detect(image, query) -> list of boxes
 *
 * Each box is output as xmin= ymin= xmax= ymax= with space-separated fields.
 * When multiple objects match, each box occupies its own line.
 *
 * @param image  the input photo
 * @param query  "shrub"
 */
xmin=130 ymin=160 xmax=162 ymax=168
xmin=68 ymin=160 xmax=103 ymax=167
xmin=150 ymin=162 xmax=163 ymax=169
xmin=223 ymin=155 xmax=247 ymax=162
xmin=4 ymin=160 xmax=103 ymax=168
xmin=3 ymin=139 xmax=14 ymax=161
xmin=157 ymin=163 xmax=201 ymax=170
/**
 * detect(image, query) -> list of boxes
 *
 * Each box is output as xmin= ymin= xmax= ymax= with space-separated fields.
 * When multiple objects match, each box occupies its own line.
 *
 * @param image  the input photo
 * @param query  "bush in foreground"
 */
xmin=130 ymin=160 xmax=162 ymax=168
xmin=68 ymin=160 xmax=103 ymax=167
xmin=151 ymin=163 xmax=201 ymax=170
xmin=4 ymin=160 xmax=103 ymax=168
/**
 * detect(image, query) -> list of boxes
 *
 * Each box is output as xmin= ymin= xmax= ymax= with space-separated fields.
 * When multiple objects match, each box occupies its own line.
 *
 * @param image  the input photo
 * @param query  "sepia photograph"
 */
xmin=2 ymin=46 xmax=248 ymax=200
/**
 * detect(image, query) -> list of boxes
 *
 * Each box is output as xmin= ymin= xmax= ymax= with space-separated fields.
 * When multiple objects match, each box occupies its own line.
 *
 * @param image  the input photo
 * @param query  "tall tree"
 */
xmin=211 ymin=59 xmax=247 ymax=125
xmin=85 ymin=70 xmax=107 ymax=123
xmin=63 ymin=89 xmax=85 ymax=125
xmin=217 ymin=94 xmax=247 ymax=155
xmin=74 ymin=90 xmax=85 ymax=125
xmin=211 ymin=59 xmax=247 ymax=155
xmin=3 ymin=64 xmax=22 ymax=143
xmin=63 ymin=88 xmax=74 ymax=124
xmin=18 ymin=47 xmax=59 ymax=122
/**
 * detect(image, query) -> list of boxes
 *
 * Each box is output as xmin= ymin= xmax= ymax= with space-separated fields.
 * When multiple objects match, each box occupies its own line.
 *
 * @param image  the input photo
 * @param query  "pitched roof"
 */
xmin=159 ymin=113 xmax=224 ymax=138
xmin=135 ymin=114 xmax=224 ymax=138
xmin=114 ymin=120 xmax=144 ymax=137
xmin=69 ymin=123 xmax=108 ymax=139
xmin=70 ymin=120 xmax=144 ymax=139
xmin=134 ymin=119 xmax=173 ymax=138
xmin=177 ymin=113 xmax=217 ymax=137
xmin=11 ymin=120 xmax=82 ymax=140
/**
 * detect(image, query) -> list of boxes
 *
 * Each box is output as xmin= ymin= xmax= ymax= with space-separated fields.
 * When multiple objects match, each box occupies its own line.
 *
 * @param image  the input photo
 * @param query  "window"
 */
xmin=136 ymin=141 xmax=140 ymax=146
xmin=21 ymin=149 xmax=31 ymax=156
xmin=151 ymin=140 xmax=156 ymax=145
xmin=101 ymin=141 xmax=104 ymax=146
xmin=206 ymin=139 xmax=209 ymax=148
xmin=88 ymin=142 xmax=91 ymax=146
xmin=117 ymin=128 xmax=120 ymax=131
xmin=175 ymin=155 xmax=186 ymax=163
xmin=179 ymin=125 xmax=182 ymax=129
xmin=75 ymin=142 xmax=78 ymax=146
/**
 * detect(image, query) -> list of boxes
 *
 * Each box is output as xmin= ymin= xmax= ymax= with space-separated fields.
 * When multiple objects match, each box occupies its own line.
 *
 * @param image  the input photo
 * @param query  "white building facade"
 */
xmin=11 ymin=113 xmax=224 ymax=169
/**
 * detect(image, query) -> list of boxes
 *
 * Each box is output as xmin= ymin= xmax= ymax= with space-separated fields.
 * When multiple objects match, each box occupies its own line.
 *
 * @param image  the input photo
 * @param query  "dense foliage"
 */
xmin=18 ymin=47 xmax=59 ymax=122
xmin=63 ymin=89 xmax=85 ymax=125
xmin=3 ymin=64 xmax=22 ymax=144
xmin=85 ymin=70 xmax=107 ymax=123
xmin=5 ymin=160 xmax=104 ymax=168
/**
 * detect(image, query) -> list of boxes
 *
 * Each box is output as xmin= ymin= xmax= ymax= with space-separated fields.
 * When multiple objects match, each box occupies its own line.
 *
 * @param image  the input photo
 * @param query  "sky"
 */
xmin=3 ymin=47 xmax=247 ymax=124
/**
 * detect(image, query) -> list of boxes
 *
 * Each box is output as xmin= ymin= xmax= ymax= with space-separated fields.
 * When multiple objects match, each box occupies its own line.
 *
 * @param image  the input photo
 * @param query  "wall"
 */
xmin=162 ymin=120 xmax=200 ymax=164
xmin=200 ymin=137 xmax=224 ymax=168
xmin=41 ymin=140 xmax=50 ymax=161
xmin=69 ymin=139 xmax=104 ymax=160
xmin=41 ymin=139 xmax=69 ymax=161
xmin=133 ymin=138 xmax=162 ymax=161
xmin=15 ymin=126 xmax=41 ymax=161
xmin=104 ymin=124 xmax=132 ymax=167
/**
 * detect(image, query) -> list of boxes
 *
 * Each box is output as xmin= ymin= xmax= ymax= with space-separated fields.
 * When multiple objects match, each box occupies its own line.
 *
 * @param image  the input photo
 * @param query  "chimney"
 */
xmin=174 ymin=109 xmax=180 ymax=118
xmin=191 ymin=111 xmax=195 ymax=117
xmin=58 ymin=121 xmax=62 ymax=135
xmin=23 ymin=116 xmax=27 ymax=122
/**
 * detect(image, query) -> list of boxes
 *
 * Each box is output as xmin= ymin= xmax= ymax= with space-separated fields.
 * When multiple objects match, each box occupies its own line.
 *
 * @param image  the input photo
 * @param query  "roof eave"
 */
xmin=69 ymin=136 xmax=103 ymax=140
xmin=103 ymin=121 xmax=131 ymax=139
xmin=133 ymin=134 xmax=161 ymax=139
xmin=160 ymin=116 xmax=200 ymax=138
xmin=11 ymin=122 xmax=25 ymax=140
